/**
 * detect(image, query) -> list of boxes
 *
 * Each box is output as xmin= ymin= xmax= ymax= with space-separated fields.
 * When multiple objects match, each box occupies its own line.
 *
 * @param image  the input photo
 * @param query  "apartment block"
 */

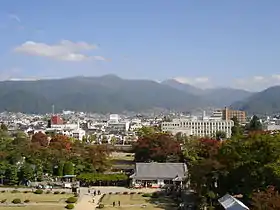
xmin=161 ymin=118 xmax=234 ymax=138
xmin=222 ymin=107 xmax=246 ymax=124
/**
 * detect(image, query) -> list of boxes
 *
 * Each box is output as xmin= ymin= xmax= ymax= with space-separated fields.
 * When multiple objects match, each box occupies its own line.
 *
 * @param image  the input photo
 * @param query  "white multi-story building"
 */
xmin=161 ymin=118 xmax=234 ymax=138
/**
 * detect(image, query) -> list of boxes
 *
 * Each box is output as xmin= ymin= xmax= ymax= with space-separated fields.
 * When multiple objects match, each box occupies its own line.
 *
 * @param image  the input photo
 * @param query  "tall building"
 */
xmin=222 ymin=107 xmax=246 ymax=124
xmin=161 ymin=118 xmax=234 ymax=138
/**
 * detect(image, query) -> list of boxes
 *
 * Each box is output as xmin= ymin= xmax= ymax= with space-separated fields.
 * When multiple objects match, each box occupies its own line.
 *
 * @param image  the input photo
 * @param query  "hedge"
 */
xmin=12 ymin=198 xmax=21 ymax=204
xmin=66 ymin=197 xmax=78 ymax=203
xmin=34 ymin=189 xmax=44 ymax=194
xmin=65 ymin=204 xmax=75 ymax=209
xmin=77 ymin=173 xmax=128 ymax=183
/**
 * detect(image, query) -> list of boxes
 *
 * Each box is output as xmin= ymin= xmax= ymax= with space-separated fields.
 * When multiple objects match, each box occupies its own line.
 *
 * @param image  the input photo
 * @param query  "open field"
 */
xmin=100 ymin=193 xmax=177 ymax=210
xmin=0 ymin=206 xmax=64 ymax=210
xmin=0 ymin=192 xmax=71 ymax=203
xmin=102 ymin=194 xmax=149 ymax=205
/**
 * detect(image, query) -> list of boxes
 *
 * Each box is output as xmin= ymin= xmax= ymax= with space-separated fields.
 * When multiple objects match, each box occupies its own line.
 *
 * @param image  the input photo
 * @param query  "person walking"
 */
xmin=118 ymin=201 xmax=120 ymax=206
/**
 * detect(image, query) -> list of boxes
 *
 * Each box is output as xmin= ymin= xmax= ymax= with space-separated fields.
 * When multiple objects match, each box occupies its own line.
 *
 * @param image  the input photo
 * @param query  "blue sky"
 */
xmin=0 ymin=0 xmax=280 ymax=90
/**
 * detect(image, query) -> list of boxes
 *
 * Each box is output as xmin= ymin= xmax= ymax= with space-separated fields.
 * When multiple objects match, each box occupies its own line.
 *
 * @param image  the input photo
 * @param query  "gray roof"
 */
xmin=130 ymin=162 xmax=187 ymax=180
xmin=218 ymin=194 xmax=249 ymax=210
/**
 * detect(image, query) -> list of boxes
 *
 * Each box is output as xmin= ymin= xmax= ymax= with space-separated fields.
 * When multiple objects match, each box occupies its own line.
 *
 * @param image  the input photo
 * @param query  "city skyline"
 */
xmin=1 ymin=0 xmax=280 ymax=91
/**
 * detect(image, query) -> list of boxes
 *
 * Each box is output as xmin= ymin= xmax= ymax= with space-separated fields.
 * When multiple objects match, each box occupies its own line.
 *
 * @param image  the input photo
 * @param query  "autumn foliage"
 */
xmin=252 ymin=186 xmax=280 ymax=210
xmin=31 ymin=132 xmax=49 ymax=147
xmin=134 ymin=132 xmax=182 ymax=162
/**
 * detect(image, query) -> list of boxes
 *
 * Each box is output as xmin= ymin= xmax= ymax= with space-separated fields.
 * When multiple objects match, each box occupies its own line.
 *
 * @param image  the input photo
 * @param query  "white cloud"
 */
xmin=14 ymin=40 xmax=108 ymax=62
xmin=174 ymin=76 xmax=209 ymax=84
xmin=9 ymin=14 xmax=21 ymax=23
xmin=173 ymin=76 xmax=212 ymax=88
xmin=234 ymin=75 xmax=280 ymax=91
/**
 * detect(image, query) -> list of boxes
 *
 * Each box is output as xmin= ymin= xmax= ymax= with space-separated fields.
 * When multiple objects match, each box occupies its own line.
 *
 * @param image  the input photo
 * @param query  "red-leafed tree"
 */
xmin=49 ymin=134 xmax=72 ymax=151
xmin=252 ymin=186 xmax=280 ymax=210
xmin=31 ymin=132 xmax=49 ymax=147
xmin=198 ymin=138 xmax=221 ymax=158
xmin=134 ymin=132 xmax=182 ymax=162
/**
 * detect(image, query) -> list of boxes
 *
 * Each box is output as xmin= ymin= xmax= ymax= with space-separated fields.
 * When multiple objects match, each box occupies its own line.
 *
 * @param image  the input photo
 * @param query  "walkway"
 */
xmin=75 ymin=193 xmax=103 ymax=210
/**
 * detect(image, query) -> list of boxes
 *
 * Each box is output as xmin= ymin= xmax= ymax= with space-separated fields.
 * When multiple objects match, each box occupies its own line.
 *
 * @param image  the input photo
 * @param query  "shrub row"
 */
xmin=1 ymin=198 xmax=30 ymax=204
xmin=0 ymin=189 xmax=68 ymax=195
xmin=108 ymin=191 xmax=141 ymax=195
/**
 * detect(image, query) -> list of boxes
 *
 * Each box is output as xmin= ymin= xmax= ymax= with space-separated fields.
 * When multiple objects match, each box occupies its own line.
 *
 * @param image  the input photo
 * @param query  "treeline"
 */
xmin=134 ymin=121 xmax=280 ymax=209
xmin=0 ymin=127 xmax=111 ymax=185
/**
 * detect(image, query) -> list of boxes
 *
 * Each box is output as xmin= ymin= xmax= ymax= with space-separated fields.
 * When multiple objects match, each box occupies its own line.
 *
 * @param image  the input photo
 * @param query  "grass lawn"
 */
xmin=0 ymin=192 xmax=71 ymax=203
xmin=102 ymin=194 xmax=149 ymax=205
xmin=101 ymin=194 xmax=177 ymax=210
xmin=0 ymin=206 xmax=64 ymax=210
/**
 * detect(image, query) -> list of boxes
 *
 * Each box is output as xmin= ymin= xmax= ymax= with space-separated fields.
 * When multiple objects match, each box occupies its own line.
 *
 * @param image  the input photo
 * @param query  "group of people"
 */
xmin=88 ymin=188 xmax=101 ymax=196
xmin=112 ymin=201 xmax=121 ymax=207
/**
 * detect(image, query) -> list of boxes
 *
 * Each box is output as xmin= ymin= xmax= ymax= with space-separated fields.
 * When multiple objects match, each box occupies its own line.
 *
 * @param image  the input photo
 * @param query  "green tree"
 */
xmin=248 ymin=115 xmax=262 ymax=131
xmin=0 ymin=123 xmax=8 ymax=131
xmin=19 ymin=163 xmax=34 ymax=181
xmin=6 ymin=165 xmax=18 ymax=185
xmin=215 ymin=131 xmax=227 ymax=140
xmin=0 ymin=161 xmax=9 ymax=184
xmin=110 ymin=136 xmax=117 ymax=145
xmin=88 ymin=134 xmax=97 ymax=143
xmin=136 ymin=126 xmax=157 ymax=138
xmin=231 ymin=116 xmax=242 ymax=137
xmin=63 ymin=161 xmax=74 ymax=175
xmin=56 ymin=162 xmax=64 ymax=177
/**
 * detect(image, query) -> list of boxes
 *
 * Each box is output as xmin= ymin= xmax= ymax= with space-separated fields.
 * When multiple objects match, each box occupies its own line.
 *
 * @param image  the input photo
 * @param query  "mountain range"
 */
xmin=0 ymin=74 xmax=279 ymax=114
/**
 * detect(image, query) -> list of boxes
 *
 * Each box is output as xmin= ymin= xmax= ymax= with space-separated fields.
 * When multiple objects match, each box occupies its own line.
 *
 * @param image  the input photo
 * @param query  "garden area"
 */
xmin=98 ymin=192 xmax=178 ymax=210
xmin=0 ymin=189 xmax=78 ymax=210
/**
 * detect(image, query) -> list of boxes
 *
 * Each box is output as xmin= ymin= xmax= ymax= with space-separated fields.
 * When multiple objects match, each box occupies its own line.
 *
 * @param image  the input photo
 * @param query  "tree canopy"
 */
xmin=0 ymin=130 xmax=111 ymax=184
xmin=134 ymin=132 xmax=182 ymax=163
xmin=185 ymin=132 xmax=280 ymax=208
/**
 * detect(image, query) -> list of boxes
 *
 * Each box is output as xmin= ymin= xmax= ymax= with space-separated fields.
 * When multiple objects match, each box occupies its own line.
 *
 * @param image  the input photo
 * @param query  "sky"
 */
xmin=0 ymin=0 xmax=280 ymax=91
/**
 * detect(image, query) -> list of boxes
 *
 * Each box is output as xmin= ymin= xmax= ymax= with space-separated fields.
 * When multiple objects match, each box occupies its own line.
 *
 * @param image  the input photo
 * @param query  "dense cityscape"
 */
xmin=0 ymin=105 xmax=279 ymax=209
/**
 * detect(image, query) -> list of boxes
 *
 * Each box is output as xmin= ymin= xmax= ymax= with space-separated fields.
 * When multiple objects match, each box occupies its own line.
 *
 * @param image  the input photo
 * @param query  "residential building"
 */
xmin=51 ymin=115 xmax=64 ymax=125
xmin=161 ymin=118 xmax=234 ymax=138
xmin=107 ymin=121 xmax=130 ymax=134
xmin=130 ymin=163 xmax=188 ymax=188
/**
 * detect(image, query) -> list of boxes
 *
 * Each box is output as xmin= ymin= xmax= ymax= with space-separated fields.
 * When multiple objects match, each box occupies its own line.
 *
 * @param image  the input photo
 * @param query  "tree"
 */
xmin=19 ymin=163 xmax=34 ymax=182
xmin=0 ymin=161 xmax=9 ymax=184
xmin=251 ymin=186 xmax=280 ymax=210
xmin=134 ymin=132 xmax=182 ymax=162
xmin=6 ymin=165 xmax=18 ymax=185
xmin=84 ymin=145 xmax=111 ymax=172
xmin=248 ymin=115 xmax=262 ymax=131
xmin=49 ymin=135 xmax=72 ymax=151
xmin=88 ymin=134 xmax=97 ymax=143
xmin=231 ymin=116 xmax=242 ymax=138
xmin=136 ymin=126 xmax=157 ymax=138
xmin=63 ymin=161 xmax=74 ymax=175
xmin=215 ymin=131 xmax=227 ymax=140
xmin=0 ymin=123 xmax=8 ymax=131
xmin=31 ymin=132 xmax=49 ymax=147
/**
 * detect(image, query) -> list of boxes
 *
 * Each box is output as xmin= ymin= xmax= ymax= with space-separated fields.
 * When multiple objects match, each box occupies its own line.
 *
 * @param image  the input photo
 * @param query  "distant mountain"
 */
xmin=162 ymin=79 xmax=253 ymax=107
xmin=162 ymin=79 xmax=203 ymax=95
xmin=231 ymin=86 xmax=280 ymax=115
xmin=0 ymin=75 xmax=206 ymax=113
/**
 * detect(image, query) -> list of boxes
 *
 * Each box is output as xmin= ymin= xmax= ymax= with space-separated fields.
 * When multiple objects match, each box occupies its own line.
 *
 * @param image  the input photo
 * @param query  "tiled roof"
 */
xmin=131 ymin=162 xmax=187 ymax=180
xmin=218 ymin=194 xmax=249 ymax=210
